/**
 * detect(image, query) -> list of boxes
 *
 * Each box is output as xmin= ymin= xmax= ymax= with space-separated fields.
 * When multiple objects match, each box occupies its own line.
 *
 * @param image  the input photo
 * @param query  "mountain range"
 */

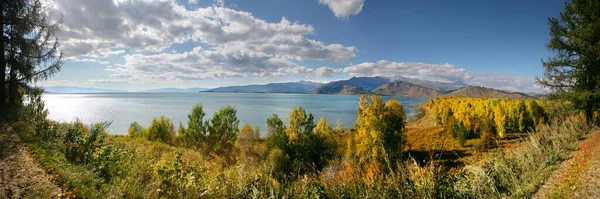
xmin=308 ymin=76 xmax=533 ymax=99
xmin=43 ymin=76 xmax=535 ymax=99
xmin=205 ymin=81 xmax=322 ymax=93
xmin=141 ymin=87 xmax=209 ymax=92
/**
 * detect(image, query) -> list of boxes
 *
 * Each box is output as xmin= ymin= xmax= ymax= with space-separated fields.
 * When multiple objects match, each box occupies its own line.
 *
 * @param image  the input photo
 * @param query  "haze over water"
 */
xmin=43 ymin=93 xmax=428 ymax=136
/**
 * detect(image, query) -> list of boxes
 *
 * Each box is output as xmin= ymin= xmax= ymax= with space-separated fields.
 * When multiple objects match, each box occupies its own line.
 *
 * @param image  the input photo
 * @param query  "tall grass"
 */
xmin=455 ymin=116 xmax=590 ymax=198
xmin=14 ymin=91 xmax=594 ymax=198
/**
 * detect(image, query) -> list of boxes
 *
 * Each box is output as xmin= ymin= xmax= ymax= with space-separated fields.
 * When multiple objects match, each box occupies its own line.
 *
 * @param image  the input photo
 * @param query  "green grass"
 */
xmin=15 ymin=104 xmax=593 ymax=198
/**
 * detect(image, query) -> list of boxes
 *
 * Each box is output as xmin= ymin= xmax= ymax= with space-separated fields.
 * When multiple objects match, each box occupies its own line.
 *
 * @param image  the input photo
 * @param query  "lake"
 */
xmin=43 ymin=93 xmax=429 ymax=136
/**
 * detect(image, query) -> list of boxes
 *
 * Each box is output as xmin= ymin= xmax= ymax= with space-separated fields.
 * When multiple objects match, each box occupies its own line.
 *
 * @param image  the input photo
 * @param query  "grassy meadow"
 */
xmin=9 ymin=89 xmax=598 ymax=198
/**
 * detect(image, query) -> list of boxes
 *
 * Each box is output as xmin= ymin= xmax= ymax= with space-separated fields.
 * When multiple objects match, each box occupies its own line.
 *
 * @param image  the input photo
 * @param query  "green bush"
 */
xmin=64 ymin=121 xmax=108 ymax=165
xmin=156 ymin=152 xmax=207 ymax=198
xmin=19 ymin=87 xmax=59 ymax=143
xmin=93 ymin=145 xmax=124 ymax=182
xmin=128 ymin=122 xmax=144 ymax=138
xmin=266 ymin=108 xmax=333 ymax=177
xmin=145 ymin=115 xmax=176 ymax=144
xmin=205 ymin=105 xmax=239 ymax=161
xmin=180 ymin=103 xmax=208 ymax=148
xmin=451 ymin=120 xmax=471 ymax=147
xmin=266 ymin=114 xmax=285 ymax=136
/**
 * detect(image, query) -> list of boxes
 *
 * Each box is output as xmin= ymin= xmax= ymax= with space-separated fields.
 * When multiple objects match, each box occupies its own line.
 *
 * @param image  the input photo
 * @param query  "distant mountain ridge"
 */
xmin=372 ymin=81 xmax=442 ymax=98
xmin=310 ymin=77 xmax=389 ymax=94
xmin=43 ymin=77 xmax=536 ymax=99
xmin=442 ymin=86 xmax=534 ymax=99
xmin=389 ymin=76 xmax=467 ymax=92
xmin=309 ymin=76 xmax=466 ymax=97
xmin=142 ymin=87 xmax=209 ymax=92
xmin=311 ymin=85 xmax=373 ymax=95
xmin=206 ymin=81 xmax=322 ymax=93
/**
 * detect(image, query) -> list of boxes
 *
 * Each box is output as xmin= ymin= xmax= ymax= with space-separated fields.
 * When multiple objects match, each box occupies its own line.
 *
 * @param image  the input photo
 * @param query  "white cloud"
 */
xmin=342 ymin=60 xmax=541 ymax=93
xmin=100 ymin=61 xmax=110 ymax=65
xmin=87 ymin=79 xmax=129 ymax=84
xmin=38 ymin=79 xmax=77 ymax=86
xmin=466 ymin=72 xmax=540 ymax=93
xmin=111 ymin=46 xmax=305 ymax=81
xmin=50 ymin=0 xmax=357 ymax=61
xmin=319 ymin=0 xmax=366 ymax=18
xmin=69 ymin=58 xmax=98 ymax=62
xmin=48 ymin=0 xmax=358 ymax=81
xmin=343 ymin=60 xmax=469 ymax=82
xmin=314 ymin=67 xmax=341 ymax=77
xmin=109 ymin=50 xmax=126 ymax=55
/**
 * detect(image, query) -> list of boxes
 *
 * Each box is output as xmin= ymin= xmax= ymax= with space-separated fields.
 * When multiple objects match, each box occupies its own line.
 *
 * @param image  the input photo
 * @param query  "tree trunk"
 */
xmin=585 ymin=99 xmax=593 ymax=125
xmin=0 ymin=2 xmax=6 ymax=119
xmin=8 ymin=67 xmax=17 ymax=119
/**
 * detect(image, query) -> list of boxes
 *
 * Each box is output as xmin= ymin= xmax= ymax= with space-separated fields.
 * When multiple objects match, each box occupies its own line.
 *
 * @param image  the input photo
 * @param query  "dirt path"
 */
xmin=534 ymin=129 xmax=600 ymax=199
xmin=0 ymin=128 xmax=61 ymax=198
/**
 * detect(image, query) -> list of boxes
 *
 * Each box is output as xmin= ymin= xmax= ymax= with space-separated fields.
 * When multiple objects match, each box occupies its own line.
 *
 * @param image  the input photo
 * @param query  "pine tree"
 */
xmin=538 ymin=0 xmax=600 ymax=124
xmin=2 ymin=0 xmax=62 ymax=118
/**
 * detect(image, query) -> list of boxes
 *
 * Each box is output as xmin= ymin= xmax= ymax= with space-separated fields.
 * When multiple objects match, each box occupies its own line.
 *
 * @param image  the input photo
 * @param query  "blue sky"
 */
xmin=40 ymin=0 xmax=567 ymax=92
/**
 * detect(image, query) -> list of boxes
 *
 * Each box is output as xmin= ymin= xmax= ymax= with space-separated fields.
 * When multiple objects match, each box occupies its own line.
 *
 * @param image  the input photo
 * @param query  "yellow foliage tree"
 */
xmin=427 ymin=97 xmax=546 ymax=138
xmin=314 ymin=117 xmax=333 ymax=136
xmin=354 ymin=95 xmax=406 ymax=165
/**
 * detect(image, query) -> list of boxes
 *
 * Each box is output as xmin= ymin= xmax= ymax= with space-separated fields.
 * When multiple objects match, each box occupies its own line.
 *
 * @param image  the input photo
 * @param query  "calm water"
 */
xmin=43 ymin=93 xmax=428 ymax=136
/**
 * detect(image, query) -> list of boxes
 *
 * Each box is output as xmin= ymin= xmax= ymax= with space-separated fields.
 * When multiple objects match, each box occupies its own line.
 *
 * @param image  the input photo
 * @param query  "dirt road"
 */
xmin=534 ymin=129 xmax=600 ymax=199
xmin=0 ymin=128 xmax=60 ymax=198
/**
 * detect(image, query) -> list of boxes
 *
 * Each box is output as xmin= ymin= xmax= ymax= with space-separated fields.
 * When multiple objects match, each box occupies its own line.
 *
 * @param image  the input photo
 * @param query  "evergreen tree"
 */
xmin=538 ymin=0 xmax=600 ymax=124
xmin=180 ymin=103 xmax=207 ymax=148
xmin=2 ymin=0 xmax=62 ymax=118
xmin=206 ymin=105 xmax=239 ymax=157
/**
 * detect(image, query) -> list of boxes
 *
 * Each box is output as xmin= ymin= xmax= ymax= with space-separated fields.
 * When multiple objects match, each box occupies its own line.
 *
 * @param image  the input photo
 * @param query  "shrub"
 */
xmin=314 ymin=117 xmax=333 ymax=136
xmin=180 ymin=103 xmax=208 ymax=148
xmin=93 ymin=145 xmax=124 ymax=181
xmin=265 ymin=108 xmax=333 ymax=177
xmin=64 ymin=121 xmax=108 ymax=165
xmin=451 ymin=120 xmax=471 ymax=147
xmin=239 ymin=123 xmax=260 ymax=140
xmin=473 ymin=132 xmax=495 ymax=152
xmin=266 ymin=114 xmax=285 ymax=136
xmin=335 ymin=119 xmax=343 ymax=132
xmin=145 ymin=115 xmax=176 ymax=144
xmin=128 ymin=122 xmax=144 ymax=138
xmin=205 ymin=105 xmax=239 ymax=159
xmin=20 ymin=87 xmax=58 ymax=142
xmin=287 ymin=106 xmax=315 ymax=140
xmin=156 ymin=152 xmax=207 ymax=198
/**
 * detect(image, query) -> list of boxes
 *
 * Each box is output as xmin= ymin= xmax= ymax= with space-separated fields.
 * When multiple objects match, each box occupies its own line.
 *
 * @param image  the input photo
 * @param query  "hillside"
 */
xmin=443 ymin=86 xmax=533 ymax=99
xmin=309 ymin=76 xmax=389 ymax=94
xmin=372 ymin=81 xmax=443 ymax=98
xmin=142 ymin=87 xmax=209 ymax=92
xmin=311 ymin=85 xmax=372 ymax=95
xmin=389 ymin=76 xmax=468 ymax=92
xmin=206 ymin=81 xmax=322 ymax=93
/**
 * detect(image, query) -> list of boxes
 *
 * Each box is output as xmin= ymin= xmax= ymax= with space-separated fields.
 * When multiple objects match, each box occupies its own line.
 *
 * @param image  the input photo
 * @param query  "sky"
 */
xmin=38 ymin=0 xmax=567 ymax=92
